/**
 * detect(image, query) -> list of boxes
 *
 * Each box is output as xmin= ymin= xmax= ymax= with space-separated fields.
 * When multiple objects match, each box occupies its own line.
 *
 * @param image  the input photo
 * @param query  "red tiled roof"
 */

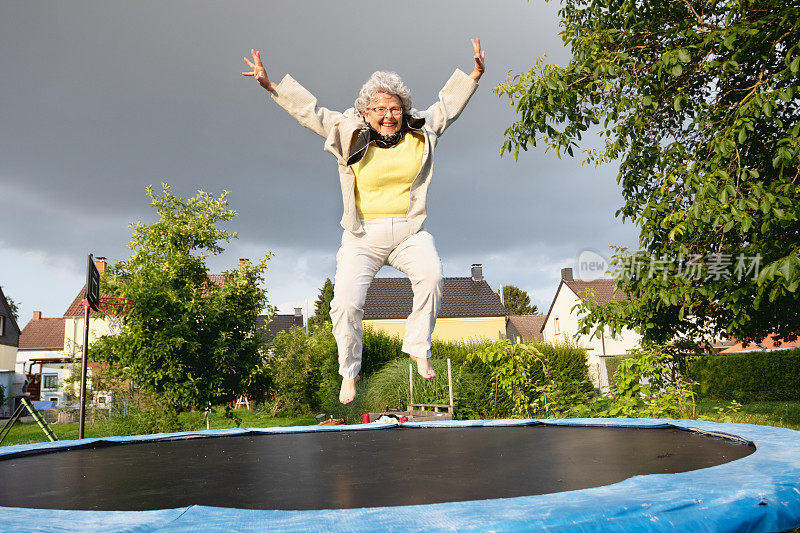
xmin=507 ymin=314 xmax=546 ymax=341
xmin=363 ymin=277 xmax=506 ymax=319
xmin=565 ymin=278 xmax=627 ymax=304
xmin=19 ymin=318 xmax=66 ymax=350
xmin=207 ymin=274 xmax=226 ymax=287
xmin=720 ymin=335 xmax=800 ymax=353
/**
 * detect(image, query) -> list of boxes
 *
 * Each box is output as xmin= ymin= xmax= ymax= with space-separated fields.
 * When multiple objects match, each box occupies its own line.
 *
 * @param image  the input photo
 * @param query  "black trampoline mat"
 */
xmin=0 ymin=426 xmax=754 ymax=511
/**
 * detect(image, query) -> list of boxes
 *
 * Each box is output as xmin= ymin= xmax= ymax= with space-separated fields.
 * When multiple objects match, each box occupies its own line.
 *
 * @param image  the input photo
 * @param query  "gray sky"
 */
xmin=0 ymin=1 xmax=637 ymax=325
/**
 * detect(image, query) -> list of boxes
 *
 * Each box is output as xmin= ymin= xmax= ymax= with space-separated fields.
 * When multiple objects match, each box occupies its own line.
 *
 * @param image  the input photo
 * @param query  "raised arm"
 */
xmin=243 ymin=49 xmax=342 ymax=138
xmin=421 ymin=38 xmax=485 ymax=136
xmin=469 ymin=38 xmax=486 ymax=82
xmin=242 ymin=49 xmax=278 ymax=93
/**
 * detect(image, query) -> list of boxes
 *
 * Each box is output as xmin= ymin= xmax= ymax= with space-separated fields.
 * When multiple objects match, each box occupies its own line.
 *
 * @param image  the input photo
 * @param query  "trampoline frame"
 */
xmin=1 ymin=418 xmax=799 ymax=532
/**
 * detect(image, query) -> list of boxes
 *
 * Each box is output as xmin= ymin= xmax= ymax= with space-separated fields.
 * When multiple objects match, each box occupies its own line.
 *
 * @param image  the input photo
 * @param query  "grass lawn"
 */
xmin=695 ymin=400 xmax=800 ymax=431
xmin=1 ymin=408 xmax=316 ymax=448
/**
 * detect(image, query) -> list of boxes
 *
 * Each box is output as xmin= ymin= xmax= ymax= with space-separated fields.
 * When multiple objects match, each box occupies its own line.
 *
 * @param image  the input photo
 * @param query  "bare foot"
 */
xmin=410 ymin=356 xmax=436 ymax=379
xmin=339 ymin=375 xmax=360 ymax=404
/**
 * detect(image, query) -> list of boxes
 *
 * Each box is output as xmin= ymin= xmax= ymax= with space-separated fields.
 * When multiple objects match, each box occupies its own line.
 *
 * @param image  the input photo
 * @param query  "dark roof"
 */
xmin=19 ymin=318 xmax=66 ymax=350
xmin=565 ymin=278 xmax=627 ymax=304
xmin=0 ymin=287 xmax=21 ymax=333
xmin=507 ymin=314 xmax=546 ymax=342
xmin=258 ymin=314 xmax=304 ymax=338
xmin=363 ymin=277 xmax=506 ymax=319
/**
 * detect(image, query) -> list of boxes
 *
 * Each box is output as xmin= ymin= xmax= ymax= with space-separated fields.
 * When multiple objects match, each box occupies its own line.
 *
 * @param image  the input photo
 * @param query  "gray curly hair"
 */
xmin=354 ymin=71 xmax=412 ymax=116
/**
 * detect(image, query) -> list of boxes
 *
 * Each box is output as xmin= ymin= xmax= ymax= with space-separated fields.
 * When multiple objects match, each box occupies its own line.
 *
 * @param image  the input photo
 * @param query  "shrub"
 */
xmin=604 ymin=355 xmax=630 ymax=390
xmin=103 ymin=397 xmax=193 ymax=435
xmin=468 ymin=339 xmax=593 ymax=418
xmin=362 ymin=358 xmax=489 ymax=419
xmin=686 ymin=348 xmax=800 ymax=401
xmin=267 ymin=326 xmax=323 ymax=414
xmin=605 ymin=348 xmax=695 ymax=419
xmin=530 ymin=339 xmax=593 ymax=385
xmin=359 ymin=326 xmax=404 ymax=376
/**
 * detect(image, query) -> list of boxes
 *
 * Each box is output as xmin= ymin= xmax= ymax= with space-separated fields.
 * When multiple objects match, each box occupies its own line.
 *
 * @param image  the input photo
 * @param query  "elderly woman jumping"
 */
xmin=243 ymin=39 xmax=485 ymax=404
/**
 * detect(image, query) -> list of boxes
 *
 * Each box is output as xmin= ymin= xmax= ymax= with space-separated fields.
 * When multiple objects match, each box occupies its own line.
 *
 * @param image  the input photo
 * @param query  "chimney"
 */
xmin=471 ymin=264 xmax=483 ymax=282
xmin=561 ymin=267 xmax=574 ymax=282
xmin=32 ymin=311 xmax=42 ymax=321
xmin=94 ymin=257 xmax=107 ymax=275
xmin=294 ymin=307 xmax=303 ymax=317
xmin=239 ymin=258 xmax=250 ymax=268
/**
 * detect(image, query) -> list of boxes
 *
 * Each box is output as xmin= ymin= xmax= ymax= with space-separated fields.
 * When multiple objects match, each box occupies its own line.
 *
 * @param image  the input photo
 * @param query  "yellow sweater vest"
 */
xmin=351 ymin=132 xmax=425 ymax=219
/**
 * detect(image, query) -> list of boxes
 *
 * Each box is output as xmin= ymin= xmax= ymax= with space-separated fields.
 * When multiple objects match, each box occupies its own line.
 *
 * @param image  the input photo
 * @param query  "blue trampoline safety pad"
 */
xmin=1 ymin=418 xmax=799 ymax=532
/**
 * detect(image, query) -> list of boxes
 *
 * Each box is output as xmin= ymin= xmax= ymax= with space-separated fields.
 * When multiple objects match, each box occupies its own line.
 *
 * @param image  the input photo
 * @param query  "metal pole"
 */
xmin=78 ymin=303 xmax=90 ymax=439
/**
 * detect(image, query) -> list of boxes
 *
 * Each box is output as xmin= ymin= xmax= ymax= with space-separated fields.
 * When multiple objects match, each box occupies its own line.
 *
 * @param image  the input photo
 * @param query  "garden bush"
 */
xmin=362 ymin=358 xmax=489 ymax=419
xmin=267 ymin=326 xmax=321 ymax=414
xmin=604 ymin=355 xmax=630 ymax=390
xmin=686 ymin=348 xmax=800 ymax=401
xmin=467 ymin=339 xmax=593 ymax=417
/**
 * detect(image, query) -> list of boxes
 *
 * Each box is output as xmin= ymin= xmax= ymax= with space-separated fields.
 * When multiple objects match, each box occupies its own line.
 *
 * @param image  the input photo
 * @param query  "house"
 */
xmin=0 ymin=286 xmax=22 ymax=416
xmin=541 ymin=267 xmax=642 ymax=390
xmin=362 ymin=264 xmax=507 ymax=343
xmin=720 ymin=335 xmax=800 ymax=353
xmin=506 ymin=314 xmax=546 ymax=343
xmin=258 ymin=308 xmax=305 ymax=340
xmin=16 ymin=312 xmax=70 ymax=406
xmin=15 ymin=257 xmax=253 ymax=409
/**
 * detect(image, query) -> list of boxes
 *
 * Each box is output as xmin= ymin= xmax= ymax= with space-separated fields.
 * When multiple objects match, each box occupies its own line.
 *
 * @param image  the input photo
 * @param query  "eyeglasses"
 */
xmin=367 ymin=106 xmax=403 ymax=116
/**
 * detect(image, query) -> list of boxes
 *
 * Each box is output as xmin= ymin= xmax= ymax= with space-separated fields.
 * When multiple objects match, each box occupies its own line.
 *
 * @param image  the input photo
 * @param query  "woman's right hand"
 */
xmin=242 ymin=49 xmax=277 ymax=93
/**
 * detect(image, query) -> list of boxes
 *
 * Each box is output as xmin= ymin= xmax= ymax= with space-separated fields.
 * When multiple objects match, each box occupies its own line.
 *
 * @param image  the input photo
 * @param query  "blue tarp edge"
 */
xmin=1 ymin=418 xmax=798 ymax=532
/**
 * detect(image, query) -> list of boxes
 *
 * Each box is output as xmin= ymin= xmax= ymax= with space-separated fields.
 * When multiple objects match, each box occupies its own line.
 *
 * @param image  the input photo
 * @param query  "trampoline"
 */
xmin=1 ymin=418 xmax=799 ymax=532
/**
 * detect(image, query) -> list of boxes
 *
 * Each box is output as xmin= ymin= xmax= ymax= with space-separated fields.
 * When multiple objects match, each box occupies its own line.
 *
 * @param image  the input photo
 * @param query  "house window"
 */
xmin=48 ymin=397 xmax=59 ymax=406
xmin=0 ymin=315 xmax=5 ymax=336
xmin=42 ymin=374 xmax=59 ymax=390
xmin=554 ymin=317 xmax=560 ymax=335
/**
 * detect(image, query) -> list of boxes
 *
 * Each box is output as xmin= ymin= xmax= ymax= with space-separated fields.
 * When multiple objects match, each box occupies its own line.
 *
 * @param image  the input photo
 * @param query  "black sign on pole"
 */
xmin=86 ymin=254 xmax=100 ymax=312
xmin=79 ymin=254 xmax=99 ymax=439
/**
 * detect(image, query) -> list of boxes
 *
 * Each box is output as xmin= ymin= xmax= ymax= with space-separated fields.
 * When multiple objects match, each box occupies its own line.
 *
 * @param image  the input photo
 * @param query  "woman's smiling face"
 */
xmin=364 ymin=92 xmax=403 ymax=135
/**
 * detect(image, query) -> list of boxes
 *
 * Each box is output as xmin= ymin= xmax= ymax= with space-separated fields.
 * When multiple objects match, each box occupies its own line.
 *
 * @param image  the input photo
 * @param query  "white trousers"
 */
xmin=330 ymin=218 xmax=443 ymax=380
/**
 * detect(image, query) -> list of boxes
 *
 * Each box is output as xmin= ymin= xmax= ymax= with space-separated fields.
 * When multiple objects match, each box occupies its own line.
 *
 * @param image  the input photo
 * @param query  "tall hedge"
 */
xmin=686 ymin=349 xmax=800 ymax=401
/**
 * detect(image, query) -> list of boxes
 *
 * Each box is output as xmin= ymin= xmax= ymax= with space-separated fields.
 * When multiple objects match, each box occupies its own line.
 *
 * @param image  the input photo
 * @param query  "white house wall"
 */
xmin=63 ymin=317 xmax=111 ymax=358
xmin=542 ymin=283 xmax=642 ymax=390
xmin=0 ymin=344 xmax=17 ymax=372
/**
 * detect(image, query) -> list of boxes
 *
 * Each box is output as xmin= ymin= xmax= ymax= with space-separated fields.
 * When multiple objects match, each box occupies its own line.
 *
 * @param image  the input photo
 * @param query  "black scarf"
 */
xmin=347 ymin=114 xmax=426 ymax=166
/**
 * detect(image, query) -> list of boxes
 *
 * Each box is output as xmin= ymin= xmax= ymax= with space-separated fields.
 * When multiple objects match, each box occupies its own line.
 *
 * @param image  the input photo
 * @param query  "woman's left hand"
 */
xmin=469 ymin=38 xmax=485 ymax=81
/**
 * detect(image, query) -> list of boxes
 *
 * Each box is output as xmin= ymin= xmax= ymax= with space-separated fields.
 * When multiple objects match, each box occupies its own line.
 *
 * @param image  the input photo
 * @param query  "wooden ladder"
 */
xmin=408 ymin=358 xmax=454 ymax=417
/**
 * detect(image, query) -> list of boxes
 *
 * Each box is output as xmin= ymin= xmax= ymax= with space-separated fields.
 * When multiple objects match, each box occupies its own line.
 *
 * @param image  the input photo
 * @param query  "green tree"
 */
xmin=498 ymin=285 xmax=539 ymax=315
xmin=91 ymin=184 xmax=275 ymax=411
xmin=497 ymin=1 xmax=799 ymax=347
xmin=5 ymin=296 xmax=19 ymax=321
xmin=308 ymin=278 xmax=334 ymax=331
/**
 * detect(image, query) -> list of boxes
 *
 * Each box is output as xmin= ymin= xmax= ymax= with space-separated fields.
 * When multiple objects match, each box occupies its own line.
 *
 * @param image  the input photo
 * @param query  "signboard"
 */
xmin=86 ymin=254 xmax=100 ymax=311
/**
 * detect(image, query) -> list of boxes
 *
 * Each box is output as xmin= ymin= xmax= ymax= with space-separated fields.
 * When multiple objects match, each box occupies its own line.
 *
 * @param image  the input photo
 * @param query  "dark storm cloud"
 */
xmin=1 ymin=0 xmax=638 ymax=319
